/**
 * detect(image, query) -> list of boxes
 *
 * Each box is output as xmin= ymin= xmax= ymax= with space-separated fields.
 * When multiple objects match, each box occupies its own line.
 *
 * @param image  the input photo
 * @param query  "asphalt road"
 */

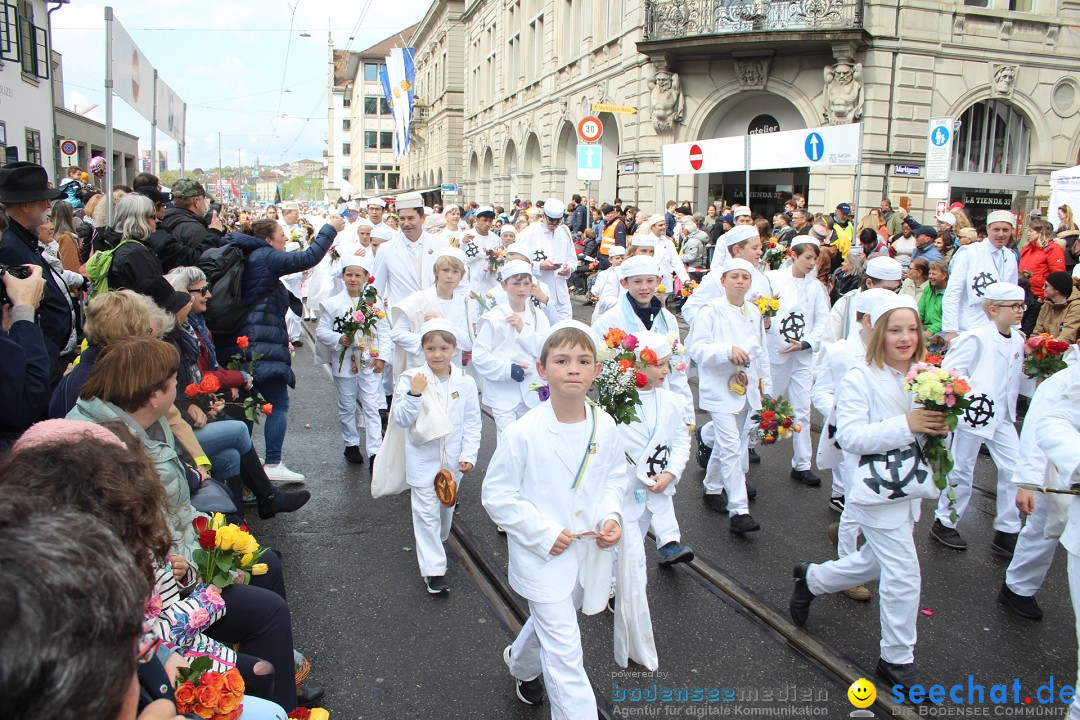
xmin=244 ymin=299 xmax=1077 ymax=720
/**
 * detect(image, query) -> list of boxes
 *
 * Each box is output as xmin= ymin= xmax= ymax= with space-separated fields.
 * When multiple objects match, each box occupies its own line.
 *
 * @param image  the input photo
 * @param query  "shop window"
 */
xmin=951 ymin=99 xmax=1030 ymax=175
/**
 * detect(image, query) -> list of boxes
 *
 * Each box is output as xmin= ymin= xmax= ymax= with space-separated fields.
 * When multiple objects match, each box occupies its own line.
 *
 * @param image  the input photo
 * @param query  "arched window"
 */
xmin=951 ymin=100 xmax=1030 ymax=175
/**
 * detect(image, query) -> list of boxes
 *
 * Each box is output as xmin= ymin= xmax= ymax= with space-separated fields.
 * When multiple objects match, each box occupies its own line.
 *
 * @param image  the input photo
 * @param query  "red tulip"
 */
xmin=261 ymin=403 xmax=273 ymax=415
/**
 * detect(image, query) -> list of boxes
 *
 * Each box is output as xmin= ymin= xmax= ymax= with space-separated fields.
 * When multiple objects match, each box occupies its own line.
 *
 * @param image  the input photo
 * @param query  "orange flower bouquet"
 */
xmin=173 ymin=656 xmax=245 ymax=720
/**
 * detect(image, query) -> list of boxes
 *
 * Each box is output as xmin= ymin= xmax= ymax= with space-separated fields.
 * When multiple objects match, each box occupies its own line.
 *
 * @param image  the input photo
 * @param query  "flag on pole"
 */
xmin=274 ymin=184 xmax=282 ymax=204
xmin=378 ymin=63 xmax=396 ymax=157
xmin=384 ymin=48 xmax=415 ymax=160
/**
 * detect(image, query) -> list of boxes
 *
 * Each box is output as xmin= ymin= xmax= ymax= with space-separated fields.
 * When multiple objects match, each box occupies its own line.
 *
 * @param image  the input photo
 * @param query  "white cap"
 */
xmin=527 ymin=207 xmax=543 ymax=218
xmin=647 ymin=213 xmax=666 ymax=228
xmin=866 ymin=256 xmax=903 ymax=281
xmin=986 ymin=210 xmax=1017 ymax=227
xmin=722 ymin=225 xmax=759 ymax=247
xmin=983 ymin=282 xmax=1025 ymax=302
xmin=631 ymin=234 xmax=656 ymax=248
xmin=542 ymin=319 xmax=598 ymax=352
xmin=280 ymin=201 xmax=300 ymax=211
xmin=935 ymin=212 xmax=956 ymax=226
xmin=503 ymin=242 xmax=531 ymax=258
xmin=370 ymin=226 xmax=393 ymax=242
xmin=619 ymin=255 xmax=661 ymax=278
xmin=419 ymin=318 xmax=459 ymax=343
xmin=435 ymin=246 xmax=468 ymax=265
xmin=543 ymin=199 xmax=566 ymax=219
xmin=443 ymin=204 xmax=459 ymax=215
xmin=500 ymin=259 xmax=534 ymax=280
xmin=634 ymin=330 xmax=673 ymax=363
xmin=608 ymin=246 xmax=627 ymax=258
xmin=870 ymin=294 xmax=919 ymax=327
xmin=722 ymin=258 xmax=756 ymax=276
xmin=476 ymin=205 xmax=496 ymax=218
xmin=341 ymin=255 xmax=373 ymax=272
xmin=355 ymin=219 xmax=374 ymax=230
xmin=499 ymin=226 xmax=517 ymax=237
xmin=733 ymin=206 xmax=752 ymax=218
xmin=854 ymin=287 xmax=896 ymax=316
xmin=395 ymin=192 xmax=424 ymax=210
xmin=367 ymin=197 xmax=387 ymax=208
xmin=423 ymin=206 xmax=434 ymax=216
xmin=790 ymin=236 xmax=820 ymax=251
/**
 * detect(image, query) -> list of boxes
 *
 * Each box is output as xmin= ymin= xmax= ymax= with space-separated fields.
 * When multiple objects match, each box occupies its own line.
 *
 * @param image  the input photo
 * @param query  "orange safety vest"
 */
xmin=600 ymin=221 xmax=618 ymax=255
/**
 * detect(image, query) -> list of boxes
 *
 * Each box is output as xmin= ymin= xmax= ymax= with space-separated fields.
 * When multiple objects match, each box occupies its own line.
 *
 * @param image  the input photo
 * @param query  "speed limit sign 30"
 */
xmin=577 ymin=116 xmax=603 ymax=143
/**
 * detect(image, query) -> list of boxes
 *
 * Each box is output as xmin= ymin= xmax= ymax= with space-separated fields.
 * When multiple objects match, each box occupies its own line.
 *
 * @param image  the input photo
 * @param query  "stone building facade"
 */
xmin=398 ymin=0 xmax=1079 ymax=224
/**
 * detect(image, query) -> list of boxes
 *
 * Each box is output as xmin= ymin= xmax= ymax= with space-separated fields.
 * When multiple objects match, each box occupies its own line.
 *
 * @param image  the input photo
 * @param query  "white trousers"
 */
xmin=834 ymin=457 xmax=861 ymax=559
xmin=332 ymin=373 xmax=385 ymax=455
xmin=936 ymin=425 xmax=1021 ymax=532
xmin=770 ymin=356 xmax=813 ymax=471
xmin=701 ymin=418 xmax=756 ymax=451
xmin=1005 ymin=495 xmax=1059 ymax=596
xmin=509 ymin=584 xmax=596 ymax=720
xmin=410 ymin=484 xmax=455 ymax=577
xmin=643 ymin=497 xmax=682 ymax=548
xmin=807 ymin=517 xmax=920 ymax=664
xmin=1068 ymin=552 xmax=1080 ymax=720
xmin=286 ymin=309 xmax=302 ymax=342
xmin=704 ymin=408 xmax=751 ymax=516
xmin=830 ymin=451 xmax=847 ymax=499
xmin=491 ymin=401 xmax=531 ymax=439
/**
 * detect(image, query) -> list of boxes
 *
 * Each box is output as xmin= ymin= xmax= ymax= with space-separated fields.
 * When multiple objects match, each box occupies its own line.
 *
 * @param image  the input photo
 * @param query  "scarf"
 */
xmin=188 ymin=314 xmax=220 ymax=370
xmin=175 ymin=323 xmax=204 ymax=383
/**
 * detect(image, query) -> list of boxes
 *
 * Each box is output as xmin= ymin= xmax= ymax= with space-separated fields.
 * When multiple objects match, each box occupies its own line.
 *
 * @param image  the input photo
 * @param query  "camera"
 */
xmin=0 ymin=263 xmax=32 ymax=306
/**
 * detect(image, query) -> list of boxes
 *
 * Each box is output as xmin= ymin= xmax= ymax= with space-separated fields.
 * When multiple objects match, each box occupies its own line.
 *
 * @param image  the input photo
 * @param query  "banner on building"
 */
xmin=661 ymin=123 xmax=862 ymax=175
xmin=383 ymin=47 xmax=416 ymax=160
xmin=155 ymin=77 xmax=185 ymax=144
xmin=109 ymin=15 xmax=155 ymax=124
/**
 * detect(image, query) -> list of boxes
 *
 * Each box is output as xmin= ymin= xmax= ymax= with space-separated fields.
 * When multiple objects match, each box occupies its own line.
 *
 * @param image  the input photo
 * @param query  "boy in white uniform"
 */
xmin=942 ymin=210 xmax=1020 ymax=342
xmin=315 ymin=256 xmax=391 ymax=466
xmin=590 ymin=246 xmax=626 ymax=323
xmin=390 ymin=318 xmax=481 ymax=595
xmin=460 ymin=205 xmax=501 ymax=294
xmin=483 ymin=320 xmax=626 ymax=718
xmin=686 ymin=258 xmax=772 ymax=534
xmin=931 ymin=282 xmax=1025 ymax=555
xmin=472 ymin=260 xmax=550 ymax=436
xmin=488 ymin=243 xmax=561 ymax=325
xmin=516 ymin=198 xmax=577 ymax=320
xmin=831 ymin=255 xmax=904 ymax=342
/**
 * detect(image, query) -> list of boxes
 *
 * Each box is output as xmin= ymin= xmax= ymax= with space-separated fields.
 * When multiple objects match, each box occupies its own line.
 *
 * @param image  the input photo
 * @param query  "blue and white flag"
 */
xmin=384 ymin=47 xmax=415 ymax=160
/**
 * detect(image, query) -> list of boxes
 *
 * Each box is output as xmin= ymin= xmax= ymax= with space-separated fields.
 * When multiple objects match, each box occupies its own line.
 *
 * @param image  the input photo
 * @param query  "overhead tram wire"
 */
xmin=262 ymin=0 xmax=301 ymax=157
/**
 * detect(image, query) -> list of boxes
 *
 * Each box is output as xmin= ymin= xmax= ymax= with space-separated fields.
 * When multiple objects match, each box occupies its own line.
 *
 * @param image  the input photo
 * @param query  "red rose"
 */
xmin=261 ymin=403 xmax=273 ymax=415
xmin=368 ymin=275 xmax=376 ymax=285
xmin=288 ymin=710 xmax=312 ymax=720
xmin=634 ymin=372 xmax=648 ymax=388
xmin=761 ymin=410 xmax=776 ymax=422
xmin=759 ymin=421 xmax=770 ymax=430
xmin=193 ymin=516 xmax=209 ymax=533
xmin=184 ymin=383 xmax=201 ymax=398
xmin=198 ymin=529 xmax=217 ymax=551
xmin=236 ymin=336 xmax=250 ymax=350
xmin=1048 ymin=340 xmax=1071 ymax=354
xmin=782 ymin=418 xmax=793 ymax=428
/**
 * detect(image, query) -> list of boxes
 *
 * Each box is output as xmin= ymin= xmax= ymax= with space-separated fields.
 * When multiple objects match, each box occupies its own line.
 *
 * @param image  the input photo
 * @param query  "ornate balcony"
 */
xmin=640 ymin=0 xmax=866 ymax=57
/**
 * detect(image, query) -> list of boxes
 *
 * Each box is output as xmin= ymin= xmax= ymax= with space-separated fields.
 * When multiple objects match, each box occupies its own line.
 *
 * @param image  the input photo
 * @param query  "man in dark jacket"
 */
xmin=0 ymin=264 xmax=50 ymax=449
xmin=568 ymin=193 xmax=588 ymax=234
xmin=134 ymin=185 xmax=205 ymax=272
xmin=160 ymin=178 xmax=225 ymax=253
xmin=0 ymin=162 xmax=75 ymax=376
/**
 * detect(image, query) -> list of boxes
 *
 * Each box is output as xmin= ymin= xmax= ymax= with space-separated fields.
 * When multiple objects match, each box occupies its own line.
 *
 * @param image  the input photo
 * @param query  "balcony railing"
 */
xmin=643 ymin=0 xmax=863 ymax=40
xmin=412 ymin=104 xmax=431 ymax=125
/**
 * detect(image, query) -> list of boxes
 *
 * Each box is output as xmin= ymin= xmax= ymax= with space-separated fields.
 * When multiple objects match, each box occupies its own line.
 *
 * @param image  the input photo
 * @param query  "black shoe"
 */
xmin=746 ymin=483 xmax=757 ymax=500
xmin=607 ymin=595 xmax=616 ymax=613
xmin=257 ymin=489 xmax=311 ymax=519
xmin=998 ymin=582 xmax=1043 ymax=620
xmin=344 ymin=445 xmax=365 ymax=464
xmin=368 ymin=455 xmax=377 ymax=473
xmin=695 ymin=425 xmax=712 ymax=470
xmin=991 ymin=531 xmax=1019 ymax=558
xmin=425 ymin=575 xmax=449 ymax=595
xmin=790 ymin=563 xmax=815 ymax=626
xmin=748 ymin=448 xmax=761 ymax=464
xmin=296 ymin=683 xmax=325 ymax=708
xmin=503 ymin=646 xmax=544 ymax=705
xmin=702 ymin=491 xmax=728 ymax=513
xmin=292 ymin=339 xmax=304 ymax=348
xmin=829 ymin=495 xmax=845 ymax=513
xmin=930 ymin=519 xmax=967 ymax=550
xmin=875 ymin=659 xmax=925 ymax=692
xmin=790 ymin=469 xmax=821 ymax=487
xmin=729 ymin=513 xmax=760 ymax=534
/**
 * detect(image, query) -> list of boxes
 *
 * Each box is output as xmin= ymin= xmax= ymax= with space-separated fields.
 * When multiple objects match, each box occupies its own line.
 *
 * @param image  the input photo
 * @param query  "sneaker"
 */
xmin=729 ymin=513 xmax=760 ymax=534
xmin=424 ymin=575 xmax=449 ymax=595
xmin=503 ymin=645 xmax=544 ymax=705
xmin=842 ymin=584 xmax=872 ymax=601
xmin=657 ymin=541 xmax=694 ymax=566
xmin=876 ymin=658 xmax=925 ymax=693
xmin=702 ymin=491 xmax=728 ymax=513
xmin=930 ymin=519 xmax=967 ymax=550
xmin=991 ymin=531 xmax=1019 ymax=558
xmin=607 ymin=595 xmax=616 ymax=613
xmin=789 ymin=563 xmax=815 ymax=626
xmin=998 ymin=582 xmax=1043 ymax=620
xmin=746 ymin=483 xmax=757 ymax=501
xmin=695 ymin=425 xmax=712 ymax=470
xmin=747 ymin=448 xmax=761 ymax=464
xmin=828 ymin=495 xmax=845 ymax=513
xmin=257 ymin=489 xmax=311 ymax=519
xmin=263 ymin=463 xmax=306 ymax=483
xmin=790 ymin=469 xmax=822 ymax=487
xmin=344 ymin=445 xmax=365 ymax=464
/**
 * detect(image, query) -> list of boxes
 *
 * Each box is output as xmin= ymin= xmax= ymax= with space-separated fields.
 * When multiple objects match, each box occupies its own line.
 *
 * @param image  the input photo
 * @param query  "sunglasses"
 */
xmin=190 ymin=286 xmax=211 ymax=296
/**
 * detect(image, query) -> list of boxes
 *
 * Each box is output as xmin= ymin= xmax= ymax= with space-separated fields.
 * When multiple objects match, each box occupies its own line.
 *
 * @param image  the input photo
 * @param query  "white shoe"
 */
xmin=263 ymin=463 xmax=305 ymax=483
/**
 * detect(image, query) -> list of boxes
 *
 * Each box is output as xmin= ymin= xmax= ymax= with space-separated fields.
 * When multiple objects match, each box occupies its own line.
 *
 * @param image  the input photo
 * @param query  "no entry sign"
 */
xmin=689 ymin=144 xmax=703 ymax=171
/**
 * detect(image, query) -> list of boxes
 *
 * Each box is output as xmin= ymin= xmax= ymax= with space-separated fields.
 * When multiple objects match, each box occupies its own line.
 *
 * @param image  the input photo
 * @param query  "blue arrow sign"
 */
xmin=931 ymin=126 xmax=950 ymax=146
xmin=577 ymin=144 xmax=602 ymax=181
xmin=804 ymin=132 xmax=824 ymax=162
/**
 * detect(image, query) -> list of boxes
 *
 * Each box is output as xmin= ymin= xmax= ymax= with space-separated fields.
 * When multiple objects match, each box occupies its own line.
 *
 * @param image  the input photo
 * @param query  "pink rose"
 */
xmin=353 ymin=310 xmax=365 ymax=323
xmin=945 ymin=395 xmax=956 ymax=408
xmin=621 ymin=335 xmax=639 ymax=351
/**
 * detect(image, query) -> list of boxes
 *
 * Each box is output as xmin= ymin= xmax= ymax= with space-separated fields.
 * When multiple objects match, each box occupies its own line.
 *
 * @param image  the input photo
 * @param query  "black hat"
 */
xmin=912 ymin=226 xmax=938 ymax=239
xmin=135 ymin=186 xmax=172 ymax=205
xmin=600 ymin=203 xmax=616 ymax=215
xmin=0 ymin=162 xmax=66 ymax=204
xmin=1046 ymin=272 xmax=1074 ymax=298
xmin=133 ymin=276 xmax=192 ymax=315
xmin=675 ymin=205 xmax=693 ymax=216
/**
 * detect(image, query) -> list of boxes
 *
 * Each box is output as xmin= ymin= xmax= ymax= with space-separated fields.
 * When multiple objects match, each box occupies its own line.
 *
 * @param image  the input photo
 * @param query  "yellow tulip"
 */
xmin=309 ymin=709 xmax=331 ymax=720
xmin=251 ymin=563 xmax=268 ymax=576
xmin=656 ymin=284 xmax=667 ymax=294
xmin=240 ymin=552 xmax=254 ymax=566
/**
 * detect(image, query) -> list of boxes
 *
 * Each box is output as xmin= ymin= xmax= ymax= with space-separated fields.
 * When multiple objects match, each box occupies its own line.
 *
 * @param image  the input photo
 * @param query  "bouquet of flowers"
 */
xmin=594 ymin=328 xmax=645 ymax=425
xmin=484 ymin=247 xmax=507 ymax=274
xmin=331 ymin=279 xmax=385 ymax=372
xmin=220 ymin=336 xmax=273 ymax=423
xmin=173 ymin=656 xmax=245 ymax=720
xmin=469 ymin=289 xmax=498 ymax=311
xmin=903 ymin=363 xmax=974 ymax=520
xmin=762 ymin=238 xmax=787 ymax=270
xmin=668 ymin=332 xmax=689 ymax=373
xmin=528 ymin=381 xmax=550 ymax=401
xmin=184 ymin=375 xmax=222 ymax=412
xmin=752 ymin=396 xmax=800 ymax=444
xmin=192 ymin=514 xmax=268 ymax=589
xmin=678 ymin=279 xmax=698 ymax=298
xmin=288 ymin=227 xmax=307 ymax=250
xmin=750 ymin=293 xmax=781 ymax=318
xmin=1023 ymin=333 xmax=1070 ymax=379
xmin=656 ymin=282 xmax=668 ymax=294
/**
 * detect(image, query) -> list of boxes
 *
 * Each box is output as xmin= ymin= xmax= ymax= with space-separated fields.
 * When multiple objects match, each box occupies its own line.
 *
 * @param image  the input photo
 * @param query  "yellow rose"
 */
xmin=251 ymin=563 xmax=268 ymax=576
xmin=240 ymin=552 xmax=254 ymax=567
xmin=215 ymin=526 xmax=237 ymax=552
xmin=210 ymin=513 xmax=226 ymax=531
xmin=309 ymin=709 xmax=331 ymax=720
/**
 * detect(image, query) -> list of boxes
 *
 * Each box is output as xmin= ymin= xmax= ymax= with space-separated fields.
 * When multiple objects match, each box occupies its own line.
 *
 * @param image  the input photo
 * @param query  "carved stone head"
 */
xmin=993 ymin=64 xmax=1017 ymax=95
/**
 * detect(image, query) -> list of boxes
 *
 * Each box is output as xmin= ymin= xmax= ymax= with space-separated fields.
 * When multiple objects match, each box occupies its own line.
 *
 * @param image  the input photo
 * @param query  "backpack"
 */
xmin=199 ymin=244 xmax=255 ymax=337
xmin=85 ymin=237 xmax=139 ymax=298
xmin=60 ymin=179 xmax=84 ymax=209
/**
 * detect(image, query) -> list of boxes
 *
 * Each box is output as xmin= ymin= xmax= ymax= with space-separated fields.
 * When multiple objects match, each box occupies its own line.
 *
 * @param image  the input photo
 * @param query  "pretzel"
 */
xmin=434 ymin=469 xmax=457 ymax=507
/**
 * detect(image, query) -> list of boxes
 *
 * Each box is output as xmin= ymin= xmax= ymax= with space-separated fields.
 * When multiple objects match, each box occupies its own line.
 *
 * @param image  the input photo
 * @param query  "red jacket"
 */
xmin=1019 ymin=241 xmax=1066 ymax=299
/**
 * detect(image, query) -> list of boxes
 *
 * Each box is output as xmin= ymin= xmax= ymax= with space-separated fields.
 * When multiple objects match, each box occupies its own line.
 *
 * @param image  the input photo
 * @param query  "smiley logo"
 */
xmin=847 ymin=678 xmax=876 ymax=708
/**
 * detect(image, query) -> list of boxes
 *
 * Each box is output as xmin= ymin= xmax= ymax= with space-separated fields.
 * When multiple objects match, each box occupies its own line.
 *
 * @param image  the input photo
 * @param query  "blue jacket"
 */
xmin=0 ymin=307 xmax=51 ymax=449
xmin=215 ymin=224 xmax=335 ymax=386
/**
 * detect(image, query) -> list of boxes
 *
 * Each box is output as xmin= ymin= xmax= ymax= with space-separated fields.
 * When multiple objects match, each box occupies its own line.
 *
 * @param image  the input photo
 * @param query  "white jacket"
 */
xmin=682 ymin=266 xmax=772 ymax=325
xmin=389 ymin=287 xmax=479 ymax=376
xmin=471 ymin=301 xmax=549 ymax=410
xmin=314 ymin=290 xmax=392 ymax=377
xmin=459 ymin=229 xmax=501 ymax=294
xmin=482 ymin=401 xmax=627 ymax=604
xmin=830 ymin=288 xmax=860 ymax=342
xmin=942 ymin=323 xmax=1024 ymax=439
xmin=652 ymin=236 xmax=691 ymax=284
xmin=590 ymin=267 xmax=623 ymax=323
xmin=810 ymin=334 xmax=866 ymax=469
xmin=765 ymin=268 xmax=832 ymax=360
xmin=489 ymin=279 xmax=561 ymax=325
xmin=372 ymin=231 xmax=451 ymax=307
xmin=942 ymin=239 xmax=1019 ymax=334
xmin=686 ymin=297 xmax=772 ymax=414
xmin=517 ymin=222 xmax=576 ymax=315
xmin=1029 ymin=364 xmax=1080 ymax=555
xmin=618 ymin=388 xmax=690 ymax=523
